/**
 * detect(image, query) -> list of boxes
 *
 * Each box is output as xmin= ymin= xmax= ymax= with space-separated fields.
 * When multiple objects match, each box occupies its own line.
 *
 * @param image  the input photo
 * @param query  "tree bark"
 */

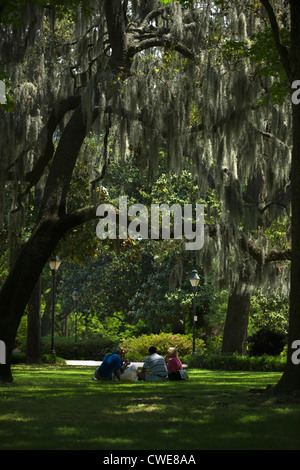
xmin=41 ymin=295 xmax=51 ymax=337
xmin=26 ymin=276 xmax=42 ymax=364
xmin=222 ymin=285 xmax=251 ymax=356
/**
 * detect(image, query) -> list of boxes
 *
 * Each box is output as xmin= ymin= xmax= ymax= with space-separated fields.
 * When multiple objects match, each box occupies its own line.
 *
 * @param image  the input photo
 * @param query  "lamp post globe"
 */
xmin=49 ymin=256 xmax=62 ymax=273
xmin=72 ymin=289 xmax=80 ymax=302
xmin=189 ymin=269 xmax=200 ymax=354
xmin=189 ymin=269 xmax=200 ymax=290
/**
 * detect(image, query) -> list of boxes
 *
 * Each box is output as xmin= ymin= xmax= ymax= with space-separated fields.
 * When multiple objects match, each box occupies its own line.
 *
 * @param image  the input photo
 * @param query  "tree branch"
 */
xmin=6 ymin=95 xmax=83 ymax=216
xmin=260 ymin=0 xmax=291 ymax=81
xmin=240 ymin=237 xmax=291 ymax=264
xmin=104 ymin=0 xmax=128 ymax=70
xmin=130 ymin=35 xmax=195 ymax=60
xmin=90 ymin=114 xmax=112 ymax=191
xmin=26 ymin=95 xmax=82 ymax=187
xmin=57 ymin=205 xmax=98 ymax=233
xmin=256 ymin=128 xmax=292 ymax=151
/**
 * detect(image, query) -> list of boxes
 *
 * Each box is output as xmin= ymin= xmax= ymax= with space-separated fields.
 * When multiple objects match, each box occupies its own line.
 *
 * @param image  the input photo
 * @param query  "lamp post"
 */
xmin=189 ymin=269 xmax=200 ymax=355
xmin=72 ymin=289 xmax=80 ymax=355
xmin=49 ymin=257 xmax=62 ymax=355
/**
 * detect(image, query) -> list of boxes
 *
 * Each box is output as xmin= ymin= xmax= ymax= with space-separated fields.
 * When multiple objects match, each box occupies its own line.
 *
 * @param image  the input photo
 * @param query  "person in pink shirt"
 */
xmin=165 ymin=347 xmax=188 ymax=381
xmin=165 ymin=347 xmax=183 ymax=372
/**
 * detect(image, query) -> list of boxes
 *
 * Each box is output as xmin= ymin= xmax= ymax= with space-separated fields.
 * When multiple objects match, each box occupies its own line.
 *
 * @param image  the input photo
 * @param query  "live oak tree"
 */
xmin=0 ymin=0 xmax=209 ymax=383
xmin=265 ymin=0 xmax=300 ymax=394
xmin=0 ymin=0 xmax=299 ymax=396
xmin=204 ymin=0 xmax=300 ymax=394
xmin=159 ymin=0 xmax=296 ymax=391
xmin=0 ymin=0 xmax=286 ymax=367
xmin=153 ymin=1 xmax=292 ymax=358
xmin=204 ymin=0 xmax=300 ymax=393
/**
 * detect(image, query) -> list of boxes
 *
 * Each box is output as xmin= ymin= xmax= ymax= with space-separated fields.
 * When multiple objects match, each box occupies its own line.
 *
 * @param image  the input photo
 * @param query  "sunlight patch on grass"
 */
xmin=93 ymin=437 xmax=133 ymax=446
xmin=127 ymin=403 xmax=161 ymax=413
xmin=273 ymin=407 xmax=297 ymax=415
xmin=56 ymin=426 xmax=78 ymax=436
xmin=159 ymin=428 xmax=180 ymax=438
xmin=0 ymin=412 xmax=34 ymax=423
xmin=238 ymin=414 xmax=265 ymax=423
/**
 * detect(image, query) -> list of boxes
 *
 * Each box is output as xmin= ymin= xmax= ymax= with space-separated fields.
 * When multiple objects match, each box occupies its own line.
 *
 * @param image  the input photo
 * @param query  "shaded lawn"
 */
xmin=1 ymin=365 xmax=300 ymax=450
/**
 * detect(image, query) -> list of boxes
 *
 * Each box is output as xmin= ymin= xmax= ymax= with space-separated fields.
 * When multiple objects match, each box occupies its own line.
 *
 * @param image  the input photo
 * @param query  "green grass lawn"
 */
xmin=1 ymin=365 xmax=300 ymax=450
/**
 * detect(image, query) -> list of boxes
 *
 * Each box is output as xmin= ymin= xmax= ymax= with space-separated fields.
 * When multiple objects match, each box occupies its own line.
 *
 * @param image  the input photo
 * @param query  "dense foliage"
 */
xmin=1 ymin=0 xmax=297 ymax=394
xmin=12 ymin=151 xmax=289 ymax=356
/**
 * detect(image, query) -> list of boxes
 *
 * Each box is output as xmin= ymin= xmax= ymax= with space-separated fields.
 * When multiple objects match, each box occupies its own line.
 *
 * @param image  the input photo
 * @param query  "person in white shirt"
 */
xmin=137 ymin=346 xmax=168 ymax=381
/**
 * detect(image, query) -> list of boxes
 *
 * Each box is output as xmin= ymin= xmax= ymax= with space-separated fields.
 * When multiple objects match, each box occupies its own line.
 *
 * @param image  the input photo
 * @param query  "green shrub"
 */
xmin=42 ymin=354 xmax=66 ymax=364
xmin=40 ymin=336 xmax=118 ymax=360
xmin=17 ymin=333 xmax=206 ymax=361
xmin=184 ymin=352 xmax=286 ymax=372
xmin=120 ymin=333 xmax=206 ymax=360
xmin=11 ymin=351 xmax=26 ymax=364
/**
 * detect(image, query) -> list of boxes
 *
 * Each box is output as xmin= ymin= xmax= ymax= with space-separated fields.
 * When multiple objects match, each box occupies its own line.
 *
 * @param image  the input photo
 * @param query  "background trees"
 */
xmin=0 ymin=0 xmax=297 ymax=394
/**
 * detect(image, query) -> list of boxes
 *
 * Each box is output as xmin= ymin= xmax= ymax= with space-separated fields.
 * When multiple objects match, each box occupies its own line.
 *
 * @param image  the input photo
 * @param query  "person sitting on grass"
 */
xmin=114 ymin=347 xmax=138 ymax=381
xmin=165 ymin=347 xmax=183 ymax=372
xmin=164 ymin=347 xmax=184 ymax=380
xmin=137 ymin=346 xmax=168 ymax=382
xmin=94 ymin=347 xmax=122 ymax=381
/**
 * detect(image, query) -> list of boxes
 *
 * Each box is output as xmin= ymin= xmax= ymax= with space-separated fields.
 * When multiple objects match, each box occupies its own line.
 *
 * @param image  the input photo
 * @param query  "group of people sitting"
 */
xmin=94 ymin=345 xmax=188 ymax=382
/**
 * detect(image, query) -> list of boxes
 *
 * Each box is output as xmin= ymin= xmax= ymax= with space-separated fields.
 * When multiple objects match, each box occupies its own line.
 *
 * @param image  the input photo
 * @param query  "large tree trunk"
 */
xmin=26 ymin=186 xmax=44 ymax=364
xmin=0 ymin=218 xmax=67 ymax=381
xmin=41 ymin=296 xmax=52 ymax=337
xmin=222 ymin=285 xmax=250 ymax=355
xmin=0 ymin=104 xmax=90 ymax=382
xmin=0 ymin=220 xmax=61 ymax=382
xmin=274 ymin=107 xmax=300 ymax=393
xmin=274 ymin=0 xmax=300 ymax=394
xmin=0 ymin=206 xmax=98 ymax=382
xmin=26 ymin=276 xmax=42 ymax=364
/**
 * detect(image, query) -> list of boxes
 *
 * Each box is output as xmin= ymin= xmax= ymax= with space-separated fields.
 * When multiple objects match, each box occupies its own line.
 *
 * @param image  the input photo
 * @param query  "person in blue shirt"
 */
xmin=94 ymin=347 xmax=123 ymax=381
xmin=113 ymin=347 xmax=138 ymax=381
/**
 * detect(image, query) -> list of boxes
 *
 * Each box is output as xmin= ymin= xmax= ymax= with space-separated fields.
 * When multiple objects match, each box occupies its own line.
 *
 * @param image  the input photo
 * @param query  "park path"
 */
xmin=65 ymin=360 xmax=187 ymax=368
xmin=66 ymin=360 xmax=144 ymax=367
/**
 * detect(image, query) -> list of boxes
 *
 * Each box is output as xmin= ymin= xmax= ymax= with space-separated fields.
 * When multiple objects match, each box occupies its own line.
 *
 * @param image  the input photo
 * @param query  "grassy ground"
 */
xmin=1 ymin=365 xmax=300 ymax=450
